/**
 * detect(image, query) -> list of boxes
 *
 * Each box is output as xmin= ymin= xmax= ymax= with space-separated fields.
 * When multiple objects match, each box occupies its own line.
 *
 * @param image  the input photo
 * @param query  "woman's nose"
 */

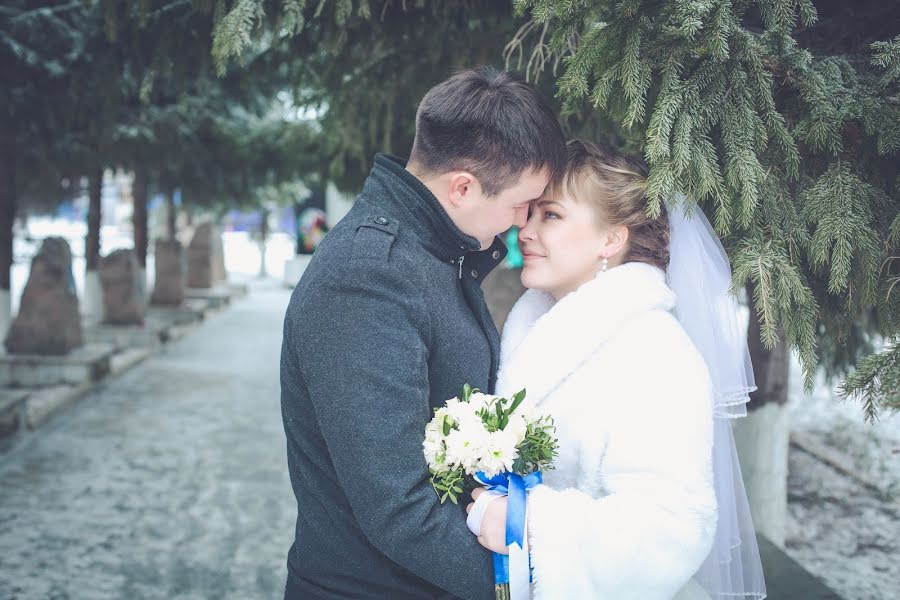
xmin=519 ymin=218 xmax=536 ymax=243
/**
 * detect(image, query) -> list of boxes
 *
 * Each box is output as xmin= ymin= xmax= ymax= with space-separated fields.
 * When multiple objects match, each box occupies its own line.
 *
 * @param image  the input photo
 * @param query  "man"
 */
xmin=280 ymin=67 xmax=566 ymax=599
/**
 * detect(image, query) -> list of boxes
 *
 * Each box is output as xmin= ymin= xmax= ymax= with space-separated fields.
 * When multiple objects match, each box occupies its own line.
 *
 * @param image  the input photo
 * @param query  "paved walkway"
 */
xmin=0 ymin=273 xmax=850 ymax=600
xmin=0 ymin=280 xmax=295 ymax=600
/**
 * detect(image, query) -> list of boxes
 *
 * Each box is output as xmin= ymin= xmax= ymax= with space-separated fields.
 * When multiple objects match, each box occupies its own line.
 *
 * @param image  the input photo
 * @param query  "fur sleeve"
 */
xmin=526 ymin=314 xmax=718 ymax=600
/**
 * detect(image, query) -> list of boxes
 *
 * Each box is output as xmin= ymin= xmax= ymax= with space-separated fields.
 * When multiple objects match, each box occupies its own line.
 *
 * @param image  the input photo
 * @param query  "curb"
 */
xmin=0 ymin=286 xmax=244 ymax=455
xmin=790 ymin=432 xmax=897 ymax=502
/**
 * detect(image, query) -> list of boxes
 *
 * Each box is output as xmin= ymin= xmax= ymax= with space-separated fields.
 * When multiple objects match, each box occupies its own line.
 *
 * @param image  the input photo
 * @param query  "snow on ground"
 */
xmin=784 ymin=355 xmax=899 ymax=600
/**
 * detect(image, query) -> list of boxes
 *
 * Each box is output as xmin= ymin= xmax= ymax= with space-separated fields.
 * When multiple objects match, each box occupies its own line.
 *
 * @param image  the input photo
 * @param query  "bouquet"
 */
xmin=424 ymin=384 xmax=558 ymax=600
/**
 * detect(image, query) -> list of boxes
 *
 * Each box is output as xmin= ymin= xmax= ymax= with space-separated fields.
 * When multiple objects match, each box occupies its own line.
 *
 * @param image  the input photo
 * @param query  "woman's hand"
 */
xmin=466 ymin=487 xmax=509 ymax=555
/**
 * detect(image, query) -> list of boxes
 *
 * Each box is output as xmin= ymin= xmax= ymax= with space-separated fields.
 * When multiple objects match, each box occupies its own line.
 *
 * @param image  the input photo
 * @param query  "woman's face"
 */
xmin=519 ymin=192 xmax=609 ymax=300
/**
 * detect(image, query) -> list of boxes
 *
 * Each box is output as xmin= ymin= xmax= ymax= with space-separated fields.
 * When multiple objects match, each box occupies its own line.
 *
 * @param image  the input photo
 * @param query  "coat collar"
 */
xmin=364 ymin=154 xmax=508 ymax=269
xmin=496 ymin=262 xmax=676 ymax=405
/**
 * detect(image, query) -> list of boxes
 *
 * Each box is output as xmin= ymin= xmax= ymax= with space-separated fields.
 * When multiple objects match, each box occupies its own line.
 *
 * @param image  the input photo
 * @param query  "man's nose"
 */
xmin=513 ymin=208 xmax=528 ymax=229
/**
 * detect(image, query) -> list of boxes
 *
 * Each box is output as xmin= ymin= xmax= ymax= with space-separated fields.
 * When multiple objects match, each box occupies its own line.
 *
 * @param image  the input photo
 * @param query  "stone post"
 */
xmin=5 ymin=237 xmax=83 ymax=355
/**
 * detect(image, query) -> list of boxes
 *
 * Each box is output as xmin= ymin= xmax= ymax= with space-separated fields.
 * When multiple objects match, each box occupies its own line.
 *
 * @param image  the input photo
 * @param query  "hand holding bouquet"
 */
xmin=423 ymin=384 xmax=558 ymax=600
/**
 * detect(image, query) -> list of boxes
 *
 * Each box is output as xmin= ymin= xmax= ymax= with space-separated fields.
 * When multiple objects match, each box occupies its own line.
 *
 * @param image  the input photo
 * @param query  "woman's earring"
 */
xmin=601 ymin=257 xmax=609 ymax=272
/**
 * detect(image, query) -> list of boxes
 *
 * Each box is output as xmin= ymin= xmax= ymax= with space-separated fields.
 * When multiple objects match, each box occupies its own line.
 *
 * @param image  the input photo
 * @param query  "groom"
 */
xmin=280 ymin=67 xmax=565 ymax=600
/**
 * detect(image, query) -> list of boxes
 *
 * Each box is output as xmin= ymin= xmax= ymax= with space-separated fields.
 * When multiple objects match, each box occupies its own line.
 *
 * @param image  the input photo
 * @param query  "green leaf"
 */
xmin=509 ymin=389 xmax=527 ymax=415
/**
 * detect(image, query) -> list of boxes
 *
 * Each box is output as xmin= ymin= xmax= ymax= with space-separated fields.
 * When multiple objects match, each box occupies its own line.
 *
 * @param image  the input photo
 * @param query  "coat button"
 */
xmin=470 ymin=269 xmax=479 ymax=278
xmin=492 ymin=250 xmax=501 ymax=260
xmin=374 ymin=216 xmax=389 ymax=225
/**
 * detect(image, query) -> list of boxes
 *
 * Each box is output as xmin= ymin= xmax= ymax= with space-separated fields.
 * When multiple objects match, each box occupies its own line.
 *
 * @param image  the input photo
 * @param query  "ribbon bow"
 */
xmin=473 ymin=471 xmax=543 ymax=600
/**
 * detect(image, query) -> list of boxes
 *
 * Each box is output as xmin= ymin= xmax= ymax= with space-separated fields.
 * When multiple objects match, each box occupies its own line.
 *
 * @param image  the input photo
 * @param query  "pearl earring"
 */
xmin=601 ymin=257 xmax=609 ymax=272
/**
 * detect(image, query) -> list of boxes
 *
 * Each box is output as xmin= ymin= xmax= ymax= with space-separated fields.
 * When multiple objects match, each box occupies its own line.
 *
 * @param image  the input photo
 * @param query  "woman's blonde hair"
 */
xmin=547 ymin=140 xmax=669 ymax=271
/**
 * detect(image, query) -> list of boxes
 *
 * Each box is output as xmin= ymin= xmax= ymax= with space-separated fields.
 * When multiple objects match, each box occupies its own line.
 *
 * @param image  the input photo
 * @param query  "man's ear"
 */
xmin=602 ymin=225 xmax=630 ymax=258
xmin=447 ymin=172 xmax=479 ymax=208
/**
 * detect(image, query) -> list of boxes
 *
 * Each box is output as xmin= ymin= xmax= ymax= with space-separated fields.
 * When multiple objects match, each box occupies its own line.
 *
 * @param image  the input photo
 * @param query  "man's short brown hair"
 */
xmin=409 ymin=68 xmax=566 ymax=196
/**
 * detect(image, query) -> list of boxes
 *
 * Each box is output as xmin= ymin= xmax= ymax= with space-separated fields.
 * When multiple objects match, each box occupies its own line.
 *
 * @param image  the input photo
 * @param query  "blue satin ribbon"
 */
xmin=474 ymin=470 xmax=543 ymax=586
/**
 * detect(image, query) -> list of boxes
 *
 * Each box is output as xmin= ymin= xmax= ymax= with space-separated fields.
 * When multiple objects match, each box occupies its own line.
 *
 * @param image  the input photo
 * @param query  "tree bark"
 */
xmin=132 ymin=169 xmax=148 ymax=270
xmin=86 ymin=168 xmax=103 ymax=272
xmin=0 ymin=137 xmax=16 ymax=343
xmin=731 ymin=281 xmax=791 ymax=547
xmin=0 ymin=141 xmax=15 ymax=294
xmin=258 ymin=207 xmax=269 ymax=278
xmin=166 ymin=190 xmax=177 ymax=241
xmin=82 ymin=168 xmax=105 ymax=324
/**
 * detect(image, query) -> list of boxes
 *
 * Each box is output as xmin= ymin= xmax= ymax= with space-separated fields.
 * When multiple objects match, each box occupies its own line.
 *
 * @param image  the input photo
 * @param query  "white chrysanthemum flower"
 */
xmin=445 ymin=418 xmax=492 ymax=473
xmin=477 ymin=429 xmax=519 ymax=478
xmin=423 ymin=427 xmax=445 ymax=469
xmin=445 ymin=397 xmax=478 ymax=424
xmin=505 ymin=413 xmax=529 ymax=446
xmin=431 ymin=406 xmax=452 ymax=430
xmin=469 ymin=392 xmax=495 ymax=410
xmin=443 ymin=432 xmax=473 ymax=471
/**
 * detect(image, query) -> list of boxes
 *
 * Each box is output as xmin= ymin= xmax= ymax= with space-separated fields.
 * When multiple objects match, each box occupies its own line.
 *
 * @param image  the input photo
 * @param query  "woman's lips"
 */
xmin=522 ymin=251 xmax=545 ymax=262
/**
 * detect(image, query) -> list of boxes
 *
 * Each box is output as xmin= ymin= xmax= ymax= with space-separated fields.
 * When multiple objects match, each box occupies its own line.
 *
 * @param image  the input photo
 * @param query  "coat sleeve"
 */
xmin=289 ymin=255 xmax=494 ymax=600
xmin=526 ymin=321 xmax=718 ymax=599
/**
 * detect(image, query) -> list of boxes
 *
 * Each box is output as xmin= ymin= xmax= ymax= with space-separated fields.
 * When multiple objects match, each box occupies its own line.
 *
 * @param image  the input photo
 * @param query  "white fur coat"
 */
xmin=496 ymin=262 xmax=718 ymax=600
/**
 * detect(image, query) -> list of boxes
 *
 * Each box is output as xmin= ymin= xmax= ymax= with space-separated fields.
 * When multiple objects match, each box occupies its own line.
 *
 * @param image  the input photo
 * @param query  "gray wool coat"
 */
xmin=280 ymin=154 xmax=507 ymax=600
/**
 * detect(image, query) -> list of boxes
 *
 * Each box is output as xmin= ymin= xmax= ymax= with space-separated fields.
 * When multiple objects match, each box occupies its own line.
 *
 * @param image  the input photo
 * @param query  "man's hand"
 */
xmin=466 ymin=487 xmax=509 ymax=555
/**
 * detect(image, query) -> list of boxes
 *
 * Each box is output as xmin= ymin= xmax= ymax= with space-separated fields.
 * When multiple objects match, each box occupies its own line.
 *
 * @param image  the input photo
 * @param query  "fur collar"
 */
xmin=496 ymin=262 xmax=676 ymax=405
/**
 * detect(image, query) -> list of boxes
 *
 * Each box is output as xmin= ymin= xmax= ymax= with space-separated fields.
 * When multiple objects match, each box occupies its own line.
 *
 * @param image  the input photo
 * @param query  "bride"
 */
xmin=465 ymin=140 xmax=766 ymax=599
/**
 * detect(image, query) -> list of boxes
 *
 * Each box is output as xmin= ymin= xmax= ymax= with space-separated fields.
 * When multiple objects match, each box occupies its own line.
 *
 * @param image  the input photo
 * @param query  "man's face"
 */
xmin=460 ymin=167 xmax=551 ymax=250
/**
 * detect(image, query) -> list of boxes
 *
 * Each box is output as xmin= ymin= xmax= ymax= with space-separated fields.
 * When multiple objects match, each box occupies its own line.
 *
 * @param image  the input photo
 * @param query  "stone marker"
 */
xmin=150 ymin=239 xmax=186 ymax=306
xmin=5 ymin=237 xmax=83 ymax=355
xmin=99 ymin=248 xmax=145 ymax=325
xmin=187 ymin=223 xmax=224 ymax=289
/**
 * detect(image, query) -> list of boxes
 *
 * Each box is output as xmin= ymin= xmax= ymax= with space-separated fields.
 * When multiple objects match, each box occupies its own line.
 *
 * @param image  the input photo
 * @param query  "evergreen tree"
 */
xmin=211 ymin=0 xmax=899 ymax=418
xmin=510 ymin=0 xmax=899 ymax=417
xmin=212 ymin=0 xmax=529 ymax=191
xmin=1 ymin=1 xmax=95 ymax=311
xmin=2 ymin=1 xmax=315 ymax=290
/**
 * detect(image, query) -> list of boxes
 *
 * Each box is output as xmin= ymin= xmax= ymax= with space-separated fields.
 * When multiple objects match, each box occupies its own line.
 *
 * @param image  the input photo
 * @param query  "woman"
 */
xmin=466 ymin=141 xmax=766 ymax=599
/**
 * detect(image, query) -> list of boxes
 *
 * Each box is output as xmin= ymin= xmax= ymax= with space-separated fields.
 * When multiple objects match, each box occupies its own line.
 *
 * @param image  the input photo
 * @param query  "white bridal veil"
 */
xmin=666 ymin=194 xmax=767 ymax=599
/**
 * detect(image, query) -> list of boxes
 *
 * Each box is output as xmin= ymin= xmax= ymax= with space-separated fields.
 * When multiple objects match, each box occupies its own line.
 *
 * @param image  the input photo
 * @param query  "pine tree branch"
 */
xmin=838 ymin=340 xmax=900 ymax=422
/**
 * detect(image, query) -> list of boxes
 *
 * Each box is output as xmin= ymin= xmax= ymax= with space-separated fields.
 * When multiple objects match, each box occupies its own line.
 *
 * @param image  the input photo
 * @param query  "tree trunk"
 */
xmin=731 ymin=281 xmax=791 ymax=547
xmin=132 ymin=169 xmax=148 ymax=270
xmin=258 ymin=208 xmax=269 ymax=278
xmin=293 ymin=202 xmax=303 ymax=255
xmin=166 ymin=190 xmax=177 ymax=241
xmin=0 ymin=140 xmax=16 ymax=343
xmin=84 ymin=168 xmax=104 ymax=323
xmin=132 ymin=169 xmax=149 ymax=307
xmin=86 ymin=169 xmax=103 ymax=271
xmin=746 ymin=290 xmax=790 ymax=408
